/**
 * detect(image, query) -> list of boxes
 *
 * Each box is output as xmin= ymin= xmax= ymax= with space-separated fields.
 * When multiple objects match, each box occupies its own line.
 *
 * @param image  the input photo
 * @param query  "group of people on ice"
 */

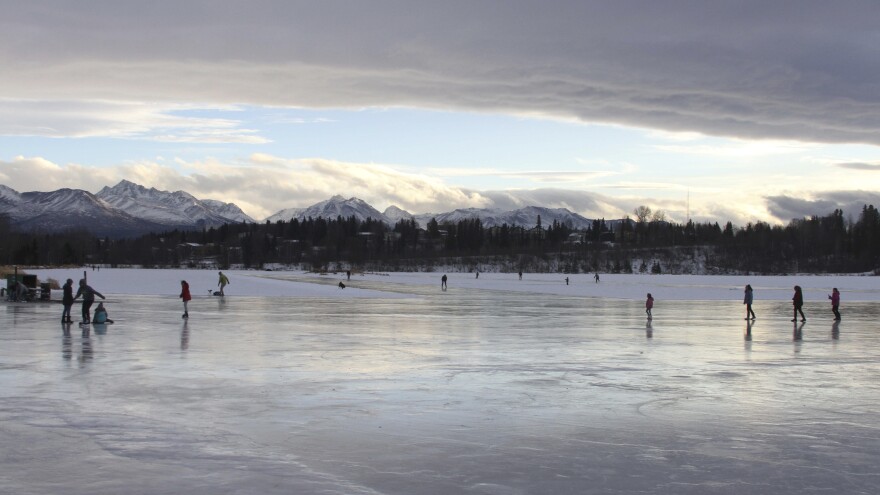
xmin=61 ymin=278 xmax=109 ymax=325
xmin=742 ymin=284 xmax=842 ymax=322
xmin=60 ymin=271 xmax=230 ymax=324
xmin=59 ymin=270 xmax=845 ymax=324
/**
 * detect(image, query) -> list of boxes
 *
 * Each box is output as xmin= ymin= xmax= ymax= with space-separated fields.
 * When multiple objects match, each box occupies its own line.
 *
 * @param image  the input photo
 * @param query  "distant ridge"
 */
xmin=266 ymin=196 xmax=617 ymax=229
xmin=0 ymin=180 xmax=623 ymax=238
xmin=0 ymin=180 xmax=254 ymax=237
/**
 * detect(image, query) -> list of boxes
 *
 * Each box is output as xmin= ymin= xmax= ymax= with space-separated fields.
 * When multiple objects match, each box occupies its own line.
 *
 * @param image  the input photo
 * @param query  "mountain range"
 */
xmin=0 ymin=180 xmax=254 ymax=237
xmin=264 ymin=195 xmax=615 ymax=230
xmin=0 ymin=181 xmax=619 ymax=237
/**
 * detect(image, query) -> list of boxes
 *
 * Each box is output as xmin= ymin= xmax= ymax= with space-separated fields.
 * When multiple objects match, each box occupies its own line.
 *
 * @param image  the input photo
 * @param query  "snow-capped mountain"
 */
xmin=0 ymin=181 xmax=254 ymax=237
xmin=382 ymin=205 xmax=415 ymax=224
xmin=0 ymin=188 xmax=166 ymax=237
xmin=266 ymin=197 xmax=603 ymax=230
xmin=412 ymin=206 xmax=596 ymax=230
xmin=264 ymin=207 xmax=305 ymax=223
xmin=266 ymin=196 xmax=390 ymax=224
xmin=96 ymin=180 xmax=254 ymax=227
xmin=201 ymin=199 xmax=254 ymax=224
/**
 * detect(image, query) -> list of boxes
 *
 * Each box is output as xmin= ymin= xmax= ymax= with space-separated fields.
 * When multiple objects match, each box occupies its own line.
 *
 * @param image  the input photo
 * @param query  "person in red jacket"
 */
xmin=645 ymin=293 xmax=654 ymax=319
xmin=180 ymin=280 xmax=191 ymax=319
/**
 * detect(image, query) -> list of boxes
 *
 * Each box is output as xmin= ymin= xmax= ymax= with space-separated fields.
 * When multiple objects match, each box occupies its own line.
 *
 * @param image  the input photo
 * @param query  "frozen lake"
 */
xmin=3 ymin=272 xmax=880 ymax=494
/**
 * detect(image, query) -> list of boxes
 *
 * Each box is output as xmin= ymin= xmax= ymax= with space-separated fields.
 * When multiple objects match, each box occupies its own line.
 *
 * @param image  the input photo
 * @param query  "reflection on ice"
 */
xmin=2 ymin=289 xmax=880 ymax=494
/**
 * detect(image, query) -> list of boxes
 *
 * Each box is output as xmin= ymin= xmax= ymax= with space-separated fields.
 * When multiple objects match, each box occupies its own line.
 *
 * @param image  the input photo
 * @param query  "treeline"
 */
xmin=1 ymin=206 xmax=879 ymax=274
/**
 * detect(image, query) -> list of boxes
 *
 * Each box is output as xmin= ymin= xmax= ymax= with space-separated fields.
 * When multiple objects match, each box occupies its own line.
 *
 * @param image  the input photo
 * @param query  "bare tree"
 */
xmin=633 ymin=205 xmax=652 ymax=223
xmin=651 ymin=210 xmax=667 ymax=222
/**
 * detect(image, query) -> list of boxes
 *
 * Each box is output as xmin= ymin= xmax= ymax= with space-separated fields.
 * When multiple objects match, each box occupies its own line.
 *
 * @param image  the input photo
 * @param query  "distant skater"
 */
xmin=518 ymin=271 xmax=522 ymax=280
xmin=565 ymin=277 xmax=569 ymax=285
xmin=346 ymin=270 xmax=351 ymax=281
xmin=594 ymin=272 xmax=600 ymax=283
xmin=441 ymin=274 xmax=448 ymax=290
xmin=829 ymin=288 xmax=841 ymax=321
xmin=792 ymin=285 xmax=806 ymax=322
xmin=73 ymin=279 xmax=105 ymax=324
xmin=180 ymin=280 xmax=191 ymax=319
xmin=61 ymin=278 xmax=74 ymax=324
xmin=743 ymin=284 xmax=756 ymax=320
xmin=218 ymin=271 xmax=230 ymax=296
xmin=645 ymin=293 xmax=654 ymax=319
xmin=475 ymin=270 xmax=479 ymax=279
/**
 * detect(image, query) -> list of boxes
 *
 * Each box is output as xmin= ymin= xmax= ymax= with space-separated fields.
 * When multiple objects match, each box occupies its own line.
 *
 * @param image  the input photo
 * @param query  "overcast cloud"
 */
xmin=2 ymin=1 xmax=879 ymax=145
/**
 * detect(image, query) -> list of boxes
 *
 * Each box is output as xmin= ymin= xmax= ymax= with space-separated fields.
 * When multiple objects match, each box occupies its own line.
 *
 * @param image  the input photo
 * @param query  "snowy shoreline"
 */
xmin=28 ymin=268 xmax=879 ymax=302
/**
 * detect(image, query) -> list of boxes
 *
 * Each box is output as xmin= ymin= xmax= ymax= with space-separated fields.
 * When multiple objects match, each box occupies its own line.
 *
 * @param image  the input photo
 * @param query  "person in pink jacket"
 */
xmin=645 ymin=293 xmax=654 ymax=319
xmin=828 ymin=288 xmax=841 ymax=321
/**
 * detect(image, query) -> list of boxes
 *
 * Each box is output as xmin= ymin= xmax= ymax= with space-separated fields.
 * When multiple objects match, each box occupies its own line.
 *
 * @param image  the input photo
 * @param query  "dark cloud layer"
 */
xmin=2 ymin=1 xmax=880 ymax=144
xmin=766 ymin=191 xmax=880 ymax=222
xmin=836 ymin=162 xmax=880 ymax=171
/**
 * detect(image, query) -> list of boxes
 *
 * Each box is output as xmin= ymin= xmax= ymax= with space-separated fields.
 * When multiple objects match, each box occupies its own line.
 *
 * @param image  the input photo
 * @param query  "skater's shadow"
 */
xmin=831 ymin=320 xmax=840 ymax=340
xmin=181 ymin=321 xmax=190 ymax=351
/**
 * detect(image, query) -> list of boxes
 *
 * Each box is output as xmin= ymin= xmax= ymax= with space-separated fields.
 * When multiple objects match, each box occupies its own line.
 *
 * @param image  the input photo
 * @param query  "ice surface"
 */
xmin=3 ymin=270 xmax=880 ymax=494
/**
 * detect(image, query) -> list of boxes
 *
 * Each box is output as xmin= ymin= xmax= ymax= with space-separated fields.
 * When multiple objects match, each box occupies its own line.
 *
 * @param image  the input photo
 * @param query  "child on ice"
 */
xmin=93 ymin=302 xmax=113 ymax=324
xmin=829 ymin=288 xmax=841 ymax=321
xmin=646 ymin=293 xmax=654 ymax=319
xmin=180 ymin=280 xmax=191 ymax=319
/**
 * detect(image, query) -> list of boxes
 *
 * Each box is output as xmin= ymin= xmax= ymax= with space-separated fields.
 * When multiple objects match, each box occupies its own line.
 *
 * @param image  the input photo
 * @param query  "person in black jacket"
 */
xmin=61 ymin=278 xmax=74 ymax=323
xmin=791 ymin=285 xmax=805 ymax=322
xmin=73 ymin=279 xmax=105 ymax=324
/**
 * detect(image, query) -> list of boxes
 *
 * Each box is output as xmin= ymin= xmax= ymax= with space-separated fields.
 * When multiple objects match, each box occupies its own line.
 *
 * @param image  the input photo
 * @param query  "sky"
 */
xmin=1 ymin=1 xmax=879 ymax=225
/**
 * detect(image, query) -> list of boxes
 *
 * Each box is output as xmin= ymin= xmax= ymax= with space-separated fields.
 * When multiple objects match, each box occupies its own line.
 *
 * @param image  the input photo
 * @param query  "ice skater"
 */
xmin=743 ymin=284 xmax=756 ymax=320
xmin=218 ymin=271 xmax=230 ymax=296
xmin=828 ymin=288 xmax=841 ymax=321
xmin=565 ymin=277 xmax=569 ymax=285
xmin=645 ymin=293 xmax=654 ymax=319
xmin=441 ymin=274 xmax=448 ymax=290
xmin=61 ymin=278 xmax=74 ymax=323
xmin=594 ymin=272 xmax=600 ymax=283
xmin=180 ymin=280 xmax=191 ymax=319
xmin=791 ymin=285 xmax=806 ymax=322
xmin=518 ymin=271 xmax=522 ymax=280
xmin=73 ymin=279 xmax=105 ymax=324
xmin=338 ymin=281 xmax=346 ymax=289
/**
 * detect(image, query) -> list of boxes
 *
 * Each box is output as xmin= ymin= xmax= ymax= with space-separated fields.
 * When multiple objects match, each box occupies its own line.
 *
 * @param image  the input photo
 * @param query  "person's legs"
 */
xmin=832 ymin=305 xmax=841 ymax=320
xmin=82 ymin=300 xmax=93 ymax=322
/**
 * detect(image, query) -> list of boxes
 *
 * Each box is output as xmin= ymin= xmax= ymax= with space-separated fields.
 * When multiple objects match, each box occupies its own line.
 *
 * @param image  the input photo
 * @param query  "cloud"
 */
xmin=2 ymin=2 xmax=880 ymax=145
xmin=765 ymin=191 xmax=880 ymax=222
xmin=835 ymin=162 xmax=880 ymax=171
xmin=0 ymin=98 xmax=269 ymax=143
xmin=3 ymin=154 xmax=877 ymax=228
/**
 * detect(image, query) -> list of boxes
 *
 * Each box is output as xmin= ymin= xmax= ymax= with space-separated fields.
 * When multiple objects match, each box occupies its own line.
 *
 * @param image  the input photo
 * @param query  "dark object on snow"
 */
xmin=338 ymin=282 xmax=346 ymax=289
